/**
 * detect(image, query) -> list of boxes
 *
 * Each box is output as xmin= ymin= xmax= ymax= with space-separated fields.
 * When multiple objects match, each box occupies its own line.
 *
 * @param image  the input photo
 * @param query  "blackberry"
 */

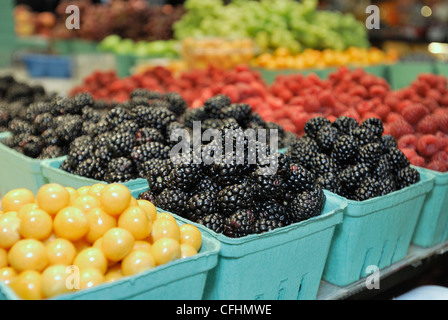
xmin=224 ymin=209 xmax=256 ymax=238
xmin=140 ymin=106 xmax=176 ymax=132
xmin=164 ymin=92 xmax=187 ymax=116
xmin=50 ymin=97 xmax=76 ymax=116
xmin=289 ymin=186 xmax=326 ymax=222
xmin=136 ymin=127 xmax=165 ymax=146
xmin=166 ymin=122 xmax=188 ymax=148
xmin=287 ymin=135 xmax=320 ymax=167
xmin=193 ymin=176 xmax=222 ymax=195
xmin=104 ymin=157 xmax=137 ymax=183
xmin=265 ymin=122 xmax=286 ymax=145
xmin=186 ymin=191 xmax=217 ymax=222
xmin=204 ymin=94 xmax=231 ymax=118
xmin=0 ymin=105 xmax=10 ymax=127
xmin=381 ymin=135 xmax=398 ymax=153
xmin=105 ymin=107 xmax=132 ymax=129
xmin=137 ymin=190 xmax=158 ymax=203
xmin=372 ymin=155 xmax=392 ymax=180
xmin=131 ymin=141 xmax=170 ymax=165
xmin=357 ymin=142 xmax=382 ymax=168
xmin=130 ymin=88 xmax=162 ymax=100
xmin=254 ymin=218 xmax=285 ymax=234
xmin=338 ymin=163 xmax=370 ymax=191
xmin=91 ymin=120 xmax=109 ymax=137
xmin=247 ymin=113 xmax=267 ymax=127
xmin=396 ymin=166 xmax=420 ymax=190
xmin=33 ymin=112 xmax=53 ymax=133
xmin=41 ymin=129 xmax=61 ymax=146
xmin=353 ymin=177 xmax=381 ymax=201
xmin=352 ymin=126 xmax=381 ymax=145
xmin=130 ymin=97 xmax=150 ymax=109
xmin=82 ymin=121 xmax=99 ymax=136
xmin=254 ymin=200 xmax=290 ymax=227
xmin=332 ymin=116 xmax=359 ymax=134
xmin=219 ymin=103 xmax=252 ymax=126
xmin=251 ymin=167 xmax=285 ymax=200
xmin=331 ymin=135 xmax=358 ymax=165
xmin=93 ymin=99 xmax=109 ymax=110
xmin=310 ymin=152 xmax=340 ymax=176
xmin=378 ymin=175 xmax=397 ymax=196
xmin=73 ymin=92 xmax=94 ymax=112
xmin=167 ymin=162 xmax=204 ymax=192
xmin=9 ymin=119 xmax=36 ymax=135
xmin=360 ymin=118 xmax=384 ymax=137
xmin=316 ymin=171 xmax=342 ymax=194
xmin=74 ymin=157 xmax=105 ymax=179
xmin=60 ymin=158 xmax=75 ymax=174
xmin=24 ymin=102 xmax=52 ymax=122
xmin=201 ymin=118 xmax=227 ymax=132
xmin=209 ymin=152 xmax=253 ymax=186
xmin=217 ymin=182 xmax=254 ymax=217
xmin=54 ymin=115 xmax=83 ymax=144
xmin=153 ymin=188 xmax=190 ymax=217
xmin=304 ymin=116 xmax=332 ymax=139
xmin=280 ymin=131 xmax=300 ymax=149
xmin=388 ymin=148 xmax=410 ymax=173
xmin=114 ymin=120 xmax=140 ymax=136
xmin=196 ymin=213 xmax=225 ymax=234
xmin=316 ymin=125 xmax=340 ymax=154
xmin=67 ymin=144 xmax=94 ymax=168
xmin=81 ymin=107 xmax=103 ymax=123
xmin=182 ymin=107 xmax=208 ymax=128
xmin=145 ymin=159 xmax=174 ymax=194
xmin=108 ymin=131 xmax=137 ymax=157
xmin=22 ymin=136 xmax=44 ymax=158
xmin=38 ymin=145 xmax=63 ymax=159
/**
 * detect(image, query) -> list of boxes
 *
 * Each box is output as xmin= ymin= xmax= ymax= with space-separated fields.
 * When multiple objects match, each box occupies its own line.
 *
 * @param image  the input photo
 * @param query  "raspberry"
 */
xmin=401 ymin=104 xmax=429 ymax=125
xmin=398 ymin=134 xmax=419 ymax=150
xmin=375 ymin=104 xmax=391 ymax=121
xmin=410 ymin=156 xmax=426 ymax=167
xmin=417 ymin=134 xmax=442 ymax=157
xmin=369 ymin=85 xmax=388 ymax=99
xmin=386 ymin=113 xmax=405 ymax=124
xmin=426 ymin=160 xmax=447 ymax=172
xmin=401 ymin=148 xmax=418 ymax=160
xmin=437 ymin=113 xmax=448 ymax=134
xmin=431 ymin=151 xmax=448 ymax=164
xmin=416 ymin=115 xmax=439 ymax=134
xmin=389 ymin=120 xmax=414 ymax=139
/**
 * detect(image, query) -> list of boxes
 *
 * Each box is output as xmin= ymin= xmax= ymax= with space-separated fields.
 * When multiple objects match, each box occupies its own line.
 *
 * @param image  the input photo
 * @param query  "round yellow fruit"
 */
xmin=19 ymin=209 xmax=53 ymax=240
xmin=101 ymin=228 xmax=134 ymax=262
xmin=137 ymin=200 xmax=157 ymax=223
xmin=151 ymin=218 xmax=180 ymax=243
xmin=179 ymin=224 xmax=202 ymax=252
xmin=85 ymin=207 xmax=116 ymax=244
xmin=1 ymin=188 xmax=35 ymax=213
xmin=0 ymin=248 xmax=8 ymax=268
xmin=73 ymin=247 xmax=107 ymax=275
xmin=72 ymin=195 xmax=101 ymax=213
xmin=41 ymin=265 xmax=71 ymax=299
xmin=65 ymin=187 xmax=79 ymax=205
xmin=9 ymin=270 xmax=42 ymax=300
xmin=53 ymin=207 xmax=89 ymax=241
xmin=151 ymin=238 xmax=180 ymax=266
xmin=78 ymin=267 xmax=104 ymax=290
xmin=36 ymin=183 xmax=70 ymax=215
xmin=99 ymin=184 xmax=131 ymax=216
xmin=118 ymin=206 xmax=151 ymax=240
xmin=45 ymin=238 xmax=77 ymax=266
xmin=8 ymin=239 xmax=48 ymax=272
xmin=0 ymin=214 xmax=21 ymax=249
xmin=180 ymin=243 xmax=198 ymax=259
xmin=87 ymin=183 xmax=106 ymax=198
xmin=121 ymin=250 xmax=155 ymax=277
xmin=0 ymin=267 xmax=17 ymax=285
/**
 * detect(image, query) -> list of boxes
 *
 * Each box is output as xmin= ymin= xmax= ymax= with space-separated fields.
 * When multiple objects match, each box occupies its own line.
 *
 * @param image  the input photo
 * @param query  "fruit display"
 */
xmin=286 ymin=116 xmax=421 ymax=201
xmin=1 ymin=91 xmax=109 ymax=160
xmin=134 ymin=94 xmax=321 ymax=238
xmin=252 ymin=47 xmax=398 ymax=70
xmin=174 ymin=0 xmax=369 ymax=54
xmin=0 ymin=183 xmax=202 ymax=300
xmin=59 ymin=91 xmax=294 ymax=184
xmin=98 ymin=35 xmax=180 ymax=58
xmin=180 ymin=37 xmax=257 ymax=70
xmin=14 ymin=5 xmax=56 ymax=38
xmin=51 ymin=0 xmax=185 ymax=42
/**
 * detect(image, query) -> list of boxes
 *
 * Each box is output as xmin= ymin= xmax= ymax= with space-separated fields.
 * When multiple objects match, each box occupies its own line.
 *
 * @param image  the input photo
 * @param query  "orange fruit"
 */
xmin=132 ymin=240 xmax=152 ymax=253
xmin=137 ymin=200 xmax=157 ymax=223
xmin=121 ymin=250 xmax=155 ymax=277
xmin=84 ymin=207 xmax=116 ymax=244
xmin=41 ymin=265 xmax=71 ymax=299
xmin=72 ymin=195 xmax=101 ymax=213
xmin=9 ymin=270 xmax=42 ymax=300
xmin=78 ymin=267 xmax=104 ymax=290
xmin=151 ymin=238 xmax=180 ymax=266
xmin=1 ymin=189 xmax=35 ymax=213
xmin=180 ymin=243 xmax=198 ymax=259
xmin=65 ymin=187 xmax=79 ymax=205
xmin=118 ymin=206 xmax=151 ymax=240
xmin=0 ymin=247 xmax=7 ymax=268
xmin=0 ymin=267 xmax=17 ymax=285
xmin=17 ymin=203 xmax=39 ymax=219
xmin=151 ymin=218 xmax=180 ymax=243
xmin=53 ymin=207 xmax=89 ymax=241
xmin=99 ymin=184 xmax=131 ymax=216
xmin=179 ymin=224 xmax=202 ymax=252
xmin=77 ymin=186 xmax=91 ymax=196
xmin=101 ymin=228 xmax=134 ymax=262
xmin=0 ymin=214 xmax=21 ymax=249
xmin=73 ymin=247 xmax=108 ymax=275
xmin=156 ymin=212 xmax=176 ymax=222
xmin=45 ymin=238 xmax=76 ymax=266
xmin=8 ymin=239 xmax=48 ymax=272
xmin=36 ymin=184 xmax=70 ymax=215
xmin=87 ymin=183 xmax=106 ymax=198
xmin=19 ymin=209 xmax=53 ymax=240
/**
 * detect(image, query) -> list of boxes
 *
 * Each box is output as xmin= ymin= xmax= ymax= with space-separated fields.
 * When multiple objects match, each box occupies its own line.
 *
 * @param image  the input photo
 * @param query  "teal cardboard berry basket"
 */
xmin=322 ymin=168 xmax=435 ymax=287
xmin=0 ymin=222 xmax=221 ymax=300
xmin=0 ymin=133 xmax=65 ymax=195
xmin=133 ymin=190 xmax=346 ymax=300
xmin=41 ymin=156 xmax=148 ymax=192
xmin=412 ymin=167 xmax=448 ymax=248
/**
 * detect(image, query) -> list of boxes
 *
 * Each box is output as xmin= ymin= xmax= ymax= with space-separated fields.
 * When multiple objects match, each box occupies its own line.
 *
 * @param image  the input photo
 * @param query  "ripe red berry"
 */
xmin=389 ymin=120 xmax=414 ymax=139
xmin=416 ymin=115 xmax=439 ymax=134
xmin=398 ymin=134 xmax=419 ymax=150
xmin=410 ymin=156 xmax=426 ymax=167
xmin=426 ymin=160 xmax=447 ymax=173
xmin=417 ymin=134 xmax=442 ymax=157
xmin=401 ymin=103 xmax=429 ymax=125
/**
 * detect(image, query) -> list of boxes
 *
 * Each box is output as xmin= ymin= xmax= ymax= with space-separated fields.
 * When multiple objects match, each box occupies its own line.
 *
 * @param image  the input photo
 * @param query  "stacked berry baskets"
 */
xmin=285 ymin=116 xmax=435 ymax=286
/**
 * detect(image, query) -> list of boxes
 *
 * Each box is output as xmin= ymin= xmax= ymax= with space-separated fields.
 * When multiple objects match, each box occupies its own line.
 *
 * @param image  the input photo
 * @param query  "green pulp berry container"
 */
xmin=322 ymin=168 xmax=435 ymax=287
xmin=139 ymin=191 xmax=346 ymax=300
xmin=435 ymin=62 xmax=448 ymax=79
xmin=412 ymin=167 xmax=448 ymax=248
xmin=41 ymin=156 xmax=148 ymax=192
xmin=387 ymin=62 xmax=436 ymax=89
xmin=0 ymin=225 xmax=221 ymax=300
xmin=0 ymin=133 xmax=64 ymax=196
xmin=115 ymin=54 xmax=137 ymax=78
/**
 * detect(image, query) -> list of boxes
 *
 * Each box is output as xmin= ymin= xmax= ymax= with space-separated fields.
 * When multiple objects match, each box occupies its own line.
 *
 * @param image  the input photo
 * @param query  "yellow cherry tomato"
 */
xmin=18 ymin=203 xmax=38 ymax=219
xmin=129 ymin=197 xmax=138 ymax=208
xmin=65 ymin=187 xmax=79 ymax=205
xmin=137 ymin=200 xmax=157 ymax=223
xmin=99 ymin=184 xmax=131 ymax=216
xmin=156 ymin=212 xmax=176 ymax=222
xmin=45 ymin=238 xmax=77 ymax=266
xmin=92 ymin=237 xmax=103 ymax=250
xmin=72 ymin=238 xmax=91 ymax=253
xmin=41 ymin=265 xmax=71 ymax=299
xmin=179 ymin=224 xmax=202 ymax=252
xmin=36 ymin=184 xmax=70 ymax=215
xmin=151 ymin=218 xmax=180 ymax=243
xmin=77 ymin=186 xmax=91 ymax=196
xmin=121 ymin=250 xmax=155 ymax=277
xmin=0 ymin=247 xmax=7 ymax=268
xmin=53 ymin=207 xmax=89 ymax=241
xmin=151 ymin=238 xmax=181 ymax=266
xmin=104 ymin=269 xmax=123 ymax=283
xmin=132 ymin=240 xmax=152 ymax=253
xmin=3 ymin=211 xmax=18 ymax=218
xmin=118 ymin=206 xmax=151 ymax=240
xmin=0 ymin=214 xmax=21 ymax=249
xmin=0 ymin=267 xmax=17 ymax=285
xmin=1 ymin=188 xmax=35 ymax=213
xmin=87 ymin=183 xmax=106 ymax=198
xmin=19 ymin=209 xmax=53 ymax=240
xmin=78 ymin=267 xmax=104 ymax=290
xmin=8 ymin=239 xmax=48 ymax=272
xmin=73 ymin=247 xmax=108 ymax=275
xmin=101 ymin=227 xmax=134 ymax=262
xmin=85 ymin=207 xmax=116 ymax=244
xmin=180 ymin=243 xmax=198 ymax=259
xmin=9 ymin=270 xmax=42 ymax=300
xmin=72 ymin=195 xmax=101 ymax=213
